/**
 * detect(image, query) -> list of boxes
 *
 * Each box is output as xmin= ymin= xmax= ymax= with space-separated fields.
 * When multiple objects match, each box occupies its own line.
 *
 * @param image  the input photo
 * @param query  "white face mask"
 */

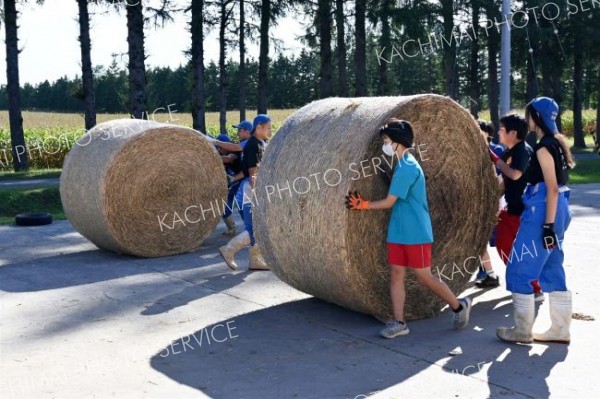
xmin=382 ymin=143 xmax=395 ymax=157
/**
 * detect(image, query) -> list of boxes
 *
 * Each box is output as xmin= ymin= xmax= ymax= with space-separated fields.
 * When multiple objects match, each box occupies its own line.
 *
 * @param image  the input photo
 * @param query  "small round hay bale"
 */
xmin=254 ymin=95 xmax=497 ymax=321
xmin=60 ymin=119 xmax=227 ymax=258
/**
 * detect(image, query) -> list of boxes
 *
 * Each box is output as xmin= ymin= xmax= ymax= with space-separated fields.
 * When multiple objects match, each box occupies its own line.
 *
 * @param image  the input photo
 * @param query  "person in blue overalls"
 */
xmin=215 ymin=133 xmax=244 ymax=236
xmin=497 ymin=97 xmax=576 ymax=344
xmin=214 ymin=122 xmax=253 ymax=236
xmin=219 ymin=115 xmax=272 ymax=271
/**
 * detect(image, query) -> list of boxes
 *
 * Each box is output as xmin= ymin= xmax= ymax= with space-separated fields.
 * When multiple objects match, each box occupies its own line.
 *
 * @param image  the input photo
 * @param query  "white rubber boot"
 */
xmin=249 ymin=245 xmax=269 ymax=271
xmin=533 ymin=291 xmax=572 ymax=344
xmin=219 ymin=231 xmax=250 ymax=271
xmin=222 ymin=216 xmax=237 ymax=236
xmin=497 ymin=293 xmax=535 ymax=344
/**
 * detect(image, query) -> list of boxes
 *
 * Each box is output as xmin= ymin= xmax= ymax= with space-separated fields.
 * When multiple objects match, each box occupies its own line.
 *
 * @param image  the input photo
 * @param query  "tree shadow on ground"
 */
xmin=151 ymin=294 xmax=569 ymax=399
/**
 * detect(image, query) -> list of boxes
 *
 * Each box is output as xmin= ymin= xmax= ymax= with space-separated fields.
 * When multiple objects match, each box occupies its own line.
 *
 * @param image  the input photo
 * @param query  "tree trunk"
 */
xmin=78 ymin=0 xmax=96 ymax=130
xmin=377 ymin=0 xmax=391 ymax=96
xmin=335 ymin=0 xmax=347 ymax=97
xmin=441 ymin=0 xmax=458 ymax=100
xmin=239 ymin=0 xmax=247 ymax=121
xmin=468 ymin=0 xmax=479 ymax=118
xmin=524 ymin=0 xmax=538 ymax=103
xmin=525 ymin=51 xmax=538 ymax=102
xmin=257 ymin=0 xmax=271 ymax=114
xmin=354 ymin=0 xmax=367 ymax=96
xmin=318 ymin=0 xmax=333 ymax=98
xmin=219 ymin=1 xmax=228 ymax=133
xmin=551 ymin=78 xmax=563 ymax=132
xmin=191 ymin=0 xmax=206 ymax=132
xmin=486 ymin=3 xmax=500 ymax=140
xmin=3 ymin=0 xmax=27 ymax=171
xmin=572 ymin=22 xmax=585 ymax=147
xmin=126 ymin=0 xmax=147 ymax=119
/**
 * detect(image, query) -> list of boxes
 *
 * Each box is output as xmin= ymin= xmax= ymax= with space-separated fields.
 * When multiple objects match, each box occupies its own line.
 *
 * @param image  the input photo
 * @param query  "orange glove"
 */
xmin=345 ymin=191 xmax=370 ymax=210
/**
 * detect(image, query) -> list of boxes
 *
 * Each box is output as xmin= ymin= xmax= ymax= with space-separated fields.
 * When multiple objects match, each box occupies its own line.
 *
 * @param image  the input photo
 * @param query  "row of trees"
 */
xmin=2 ymin=0 xmax=600 ymax=170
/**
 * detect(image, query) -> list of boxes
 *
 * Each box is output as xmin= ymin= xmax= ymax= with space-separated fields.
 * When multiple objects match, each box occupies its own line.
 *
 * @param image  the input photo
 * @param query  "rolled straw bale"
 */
xmin=254 ymin=95 xmax=498 ymax=321
xmin=60 ymin=119 xmax=227 ymax=258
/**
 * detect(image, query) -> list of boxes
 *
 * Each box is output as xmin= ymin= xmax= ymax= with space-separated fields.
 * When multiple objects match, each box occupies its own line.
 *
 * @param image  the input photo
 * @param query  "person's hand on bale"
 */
xmin=345 ymin=191 xmax=370 ymax=210
xmin=204 ymin=134 xmax=217 ymax=144
xmin=489 ymin=148 xmax=501 ymax=165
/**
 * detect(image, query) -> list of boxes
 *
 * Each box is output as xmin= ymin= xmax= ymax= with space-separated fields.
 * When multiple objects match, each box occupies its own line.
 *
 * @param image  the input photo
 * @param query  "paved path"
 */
xmin=574 ymin=153 xmax=599 ymax=161
xmin=0 ymin=177 xmax=60 ymax=189
xmin=0 ymin=184 xmax=598 ymax=398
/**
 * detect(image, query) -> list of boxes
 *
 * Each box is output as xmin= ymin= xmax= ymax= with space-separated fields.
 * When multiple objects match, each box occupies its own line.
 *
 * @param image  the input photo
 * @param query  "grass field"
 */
xmin=567 ymin=135 xmax=597 ymax=154
xmin=0 ymin=186 xmax=64 ymax=225
xmin=0 ymin=168 xmax=62 ymax=180
xmin=0 ymin=109 xmax=298 ymax=134
xmin=570 ymin=159 xmax=600 ymax=185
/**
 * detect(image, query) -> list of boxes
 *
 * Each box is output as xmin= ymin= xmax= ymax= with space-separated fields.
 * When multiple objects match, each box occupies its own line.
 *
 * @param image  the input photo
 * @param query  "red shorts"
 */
xmin=495 ymin=210 xmax=521 ymax=265
xmin=387 ymin=243 xmax=432 ymax=268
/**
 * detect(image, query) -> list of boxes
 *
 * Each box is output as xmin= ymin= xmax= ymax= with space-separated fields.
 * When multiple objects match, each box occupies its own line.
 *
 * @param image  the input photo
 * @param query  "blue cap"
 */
xmin=217 ymin=133 xmax=231 ymax=143
xmin=232 ymin=121 xmax=253 ymax=131
xmin=252 ymin=114 xmax=271 ymax=133
xmin=529 ymin=97 xmax=559 ymax=134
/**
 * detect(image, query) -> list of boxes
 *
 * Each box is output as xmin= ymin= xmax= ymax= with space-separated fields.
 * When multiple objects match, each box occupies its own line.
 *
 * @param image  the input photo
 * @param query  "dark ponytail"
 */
xmin=526 ymin=104 xmax=576 ymax=170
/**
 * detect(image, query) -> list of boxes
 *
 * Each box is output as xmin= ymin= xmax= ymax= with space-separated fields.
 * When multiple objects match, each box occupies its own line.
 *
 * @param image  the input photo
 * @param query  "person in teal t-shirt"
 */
xmin=345 ymin=119 xmax=472 ymax=339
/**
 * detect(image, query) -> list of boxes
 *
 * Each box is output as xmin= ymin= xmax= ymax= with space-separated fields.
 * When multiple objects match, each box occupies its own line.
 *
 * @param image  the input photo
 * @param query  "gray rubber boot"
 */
xmin=497 ymin=293 xmax=535 ymax=344
xmin=533 ymin=291 xmax=572 ymax=344
xmin=222 ymin=216 xmax=237 ymax=236
xmin=248 ymin=245 xmax=269 ymax=271
xmin=219 ymin=231 xmax=250 ymax=271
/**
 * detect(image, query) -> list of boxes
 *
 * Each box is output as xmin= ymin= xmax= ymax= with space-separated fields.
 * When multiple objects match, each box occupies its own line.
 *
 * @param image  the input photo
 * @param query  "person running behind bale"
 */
xmin=216 ymin=133 xmax=244 ymax=236
xmin=497 ymin=97 xmax=575 ymax=344
xmin=214 ymin=121 xmax=253 ymax=153
xmin=479 ymin=115 xmax=533 ymax=290
xmin=476 ymin=120 xmax=505 ymax=286
xmin=345 ymin=119 xmax=472 ymax=339
xmin=219 ymin=115 xmax=272 ymax=271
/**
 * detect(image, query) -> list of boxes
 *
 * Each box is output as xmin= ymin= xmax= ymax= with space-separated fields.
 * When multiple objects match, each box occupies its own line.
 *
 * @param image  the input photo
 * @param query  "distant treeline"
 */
xmin=2 ymin=43 xmax=597 ymax=116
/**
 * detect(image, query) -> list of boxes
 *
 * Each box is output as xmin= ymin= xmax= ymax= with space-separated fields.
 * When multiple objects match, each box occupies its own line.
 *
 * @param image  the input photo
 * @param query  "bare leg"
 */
xmin=390 ymin=265 xmax=406 ymax=321
xmin=413 ymin=267 xmax=460 ymax=310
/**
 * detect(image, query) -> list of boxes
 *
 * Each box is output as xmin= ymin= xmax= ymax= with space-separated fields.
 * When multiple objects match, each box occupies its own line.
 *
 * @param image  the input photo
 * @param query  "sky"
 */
xmin=0 ymin=0 xmax=307 ymax=85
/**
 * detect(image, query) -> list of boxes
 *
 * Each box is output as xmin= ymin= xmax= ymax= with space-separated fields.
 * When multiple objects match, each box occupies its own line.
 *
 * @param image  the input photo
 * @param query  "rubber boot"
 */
xmin=219 ymin=231 xmax=250 ymax=271
xmin=222 ymin=216 xmax=237 ymax=236
xmin=533 ymin=291 xmax=572 ymax=344
xmin=497 ymin=293 xmax=535 ymax=344
xmin=248 ymin=245 xmax=269 ymax=271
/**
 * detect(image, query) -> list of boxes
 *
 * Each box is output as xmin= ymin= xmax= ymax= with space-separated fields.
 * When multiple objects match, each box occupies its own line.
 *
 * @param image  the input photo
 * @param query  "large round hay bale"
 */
xmin=60 ymin=119 xmax=227 ymax=258
xmin=254 ymin=95 xmax=497 ymax=321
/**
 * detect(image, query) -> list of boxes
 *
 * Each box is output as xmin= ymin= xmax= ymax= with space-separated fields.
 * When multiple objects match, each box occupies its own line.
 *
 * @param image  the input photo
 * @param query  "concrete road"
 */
xmin=1 ymin=184 xmax=599 ymax=399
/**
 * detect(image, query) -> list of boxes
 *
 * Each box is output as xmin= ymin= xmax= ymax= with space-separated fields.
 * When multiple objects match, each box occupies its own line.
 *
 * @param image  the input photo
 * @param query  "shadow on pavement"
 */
xmin=151 ymin=295 xmax=569 ymax=399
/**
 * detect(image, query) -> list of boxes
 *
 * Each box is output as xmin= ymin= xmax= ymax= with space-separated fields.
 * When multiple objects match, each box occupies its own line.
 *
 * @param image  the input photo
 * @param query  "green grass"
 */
xmin=568 ymin=135 xmax=597 ymax=154
xmin=0 ymin=186 xmax=64 ymax=225
xmin=570 ymin=159 xmax=600 ymax=185
xmin=0 ymin=168 xmax=62 ymax=181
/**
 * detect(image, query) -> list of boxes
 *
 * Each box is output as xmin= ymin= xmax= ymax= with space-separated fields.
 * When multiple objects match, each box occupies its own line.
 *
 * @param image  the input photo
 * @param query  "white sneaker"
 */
xmin=453 ymin=297 xmax=472 ymax=329
xmin=380 ymin=321 xmax=410 ymax=338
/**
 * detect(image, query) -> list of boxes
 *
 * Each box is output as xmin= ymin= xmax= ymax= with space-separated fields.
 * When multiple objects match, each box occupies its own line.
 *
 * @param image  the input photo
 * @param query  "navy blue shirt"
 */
xmin=242 ymin=136 xmax=266 ymax=179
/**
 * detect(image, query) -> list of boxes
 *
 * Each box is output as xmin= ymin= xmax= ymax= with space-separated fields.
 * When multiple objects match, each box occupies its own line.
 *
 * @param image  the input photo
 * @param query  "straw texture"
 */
xmin=60 ymin=119 xmax=227 ymax=258
xmin=254 ymin=95 xmax=498 ymax=321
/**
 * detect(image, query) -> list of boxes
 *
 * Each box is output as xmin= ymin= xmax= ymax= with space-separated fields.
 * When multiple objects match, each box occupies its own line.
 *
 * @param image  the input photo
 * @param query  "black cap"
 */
xmin=379 ymin=120 xmax=414 ymax=148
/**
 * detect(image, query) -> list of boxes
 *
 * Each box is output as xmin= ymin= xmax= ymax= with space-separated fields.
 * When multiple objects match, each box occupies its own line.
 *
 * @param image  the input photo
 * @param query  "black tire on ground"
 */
xmin=15 ymin=213 xmax=53 ymax=226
